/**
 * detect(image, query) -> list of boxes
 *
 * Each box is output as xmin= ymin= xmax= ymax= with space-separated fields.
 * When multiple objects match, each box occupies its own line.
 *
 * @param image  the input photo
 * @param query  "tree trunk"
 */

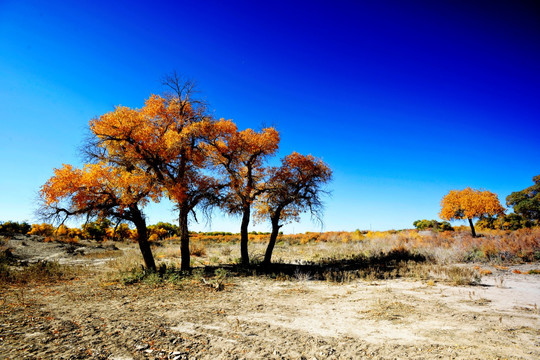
xmin=468 ymin=218 xmax=477 ymax=238
xmin=240 ymin=205 xmax=251 ymax=265
xmin=132 ymin=209 xmax=156 ymax=272
xmin=179 ymin=206 xmax=191 ymax=271
xmin=263 ymin=214 xmax=281 ymax=266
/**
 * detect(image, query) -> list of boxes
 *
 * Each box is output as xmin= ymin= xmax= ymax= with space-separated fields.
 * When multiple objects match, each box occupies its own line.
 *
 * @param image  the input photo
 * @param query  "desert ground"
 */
xmin=1 ymin=235 xmax=539 ymax=359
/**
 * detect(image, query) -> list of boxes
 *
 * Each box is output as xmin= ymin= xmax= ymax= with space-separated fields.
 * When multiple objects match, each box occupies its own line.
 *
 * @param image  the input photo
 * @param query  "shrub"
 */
xmin=82 ymin=218 xmax=111 ymax=241
xmin=0 ymin=258 xmax=74 ymax=284
xmin=476 ymin=213 xmax=535 ymax=231
xmin=105 ymin=223 xmax=135 ymax=241
xmin=28 ymin=223 xmax=55 ymax=237
xmin=0 ymin=221 xmax=31 ymax=235
xmin=190 ymin=242 xmax=207 ymax=257
xmin=413 ymin=219 xmax=454 ymax=232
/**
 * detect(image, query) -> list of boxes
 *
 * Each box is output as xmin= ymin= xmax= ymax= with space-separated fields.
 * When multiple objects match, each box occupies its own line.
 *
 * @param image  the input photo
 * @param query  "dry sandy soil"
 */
xmin=1 ymin=236 xmax=539 ymax=359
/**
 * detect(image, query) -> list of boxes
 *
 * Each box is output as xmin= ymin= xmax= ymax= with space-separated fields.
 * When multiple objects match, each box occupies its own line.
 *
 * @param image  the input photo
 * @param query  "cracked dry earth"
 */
xmin=1 ymin=273 xmax=539 ymax=359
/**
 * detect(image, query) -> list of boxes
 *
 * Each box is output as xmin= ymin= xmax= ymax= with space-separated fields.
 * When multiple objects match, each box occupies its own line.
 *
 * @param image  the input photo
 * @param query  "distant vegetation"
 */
xmin=0 ymin=221 xmax=31 ymax=235
xmin=506 ymin=174 xmax=540 ymax=225
xmin=413 ymin=219 xmax=453 ymax=232
xmin=475 ymin=213 xmax=536 ymax=231
xmin=2 ymin=219 xmax=539 ymax=265
xmin=2 ymin=176 xmax=538 ymax=270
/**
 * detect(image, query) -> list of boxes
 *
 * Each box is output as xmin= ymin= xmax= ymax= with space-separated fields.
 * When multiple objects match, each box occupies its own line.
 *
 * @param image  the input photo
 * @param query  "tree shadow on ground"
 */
xmin=199 ymin=248 xmax=429 ymax=281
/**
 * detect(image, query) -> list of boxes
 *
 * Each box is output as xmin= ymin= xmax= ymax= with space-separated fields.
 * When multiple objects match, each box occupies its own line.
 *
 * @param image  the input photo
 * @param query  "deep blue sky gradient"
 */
xmin=1 ymin=0 xmax=539 ymax=232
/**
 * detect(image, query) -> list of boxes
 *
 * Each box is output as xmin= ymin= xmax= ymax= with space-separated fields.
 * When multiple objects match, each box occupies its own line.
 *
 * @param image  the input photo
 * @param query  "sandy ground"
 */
xmin=1 ymin=236 xmax=539 ymax=359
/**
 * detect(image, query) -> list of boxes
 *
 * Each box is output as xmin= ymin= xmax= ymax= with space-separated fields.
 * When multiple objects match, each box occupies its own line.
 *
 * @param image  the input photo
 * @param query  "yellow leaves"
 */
xmin=28 ymin=223 xmax=55 ymax=237
xmin=166 ymin=182 xmax=188 ymax=204
xmin=205 ymin=122 xmax=279 ymax=164
xmin=91 ymin=106 xmax=142 ymax=141
xmin=440 ymin=187 xmax=505 ymax=221
xmin=200 ymin=121 xmax=281 ymax=214
xmin=233 ymin=127 xmax=280 ymax=158
xmin=143 ymin=94 xmax=167 ymax=118
xmin=88 ymin=94 xmax=223 ymax=197
xmin=86 ymin=91 xmax=282 ymax=218
xmin=41 ymin=164 xmax=84 ymax=206
xmin=214 ymin=118 xmax=238 ymax=134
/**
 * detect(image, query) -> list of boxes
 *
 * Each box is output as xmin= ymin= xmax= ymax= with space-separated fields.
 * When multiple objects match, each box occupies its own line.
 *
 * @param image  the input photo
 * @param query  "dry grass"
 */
xmin=96 ymin=232 xmax=506 ymax=286
xmin=80 ymin=249 xmax=123 ymax=259
xmin=262 ymin=228 xmax=540 ymax=264
xmin=190 ymin=242 xmax=207 ymax=257
xmin=362 ymin=298 xmax=417 ymax=321
xmin=14 ymin=226 xmax=540 ymax=265
xmin=0 ymin=260 xmax=79 ymax=285
xmin=106 ymin=247 xmax=147 ymax=272
xmin=5 ymin=227 xmax=538 ymax=288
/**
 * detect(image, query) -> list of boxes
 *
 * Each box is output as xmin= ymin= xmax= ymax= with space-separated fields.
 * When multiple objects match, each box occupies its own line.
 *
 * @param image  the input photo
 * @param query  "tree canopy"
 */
xmin=39 ymin=163 xmax=160 ymax=270
xmin=506 ymin=174 xmax=540 ymax=224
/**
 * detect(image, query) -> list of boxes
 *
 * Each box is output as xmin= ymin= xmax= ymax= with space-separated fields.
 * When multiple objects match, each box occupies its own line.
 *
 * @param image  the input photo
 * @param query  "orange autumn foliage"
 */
xmin=89 ymin=94 xmax=217 ymax=205
xmin=205 ymin=119 xmax=280 ymax=214
xmin=440 ymin=188 xmax=505 ymax=222
xmin=40 ymin=163 xmax=160 ymax=219
xmin=203 ymin=118 xmax=280 ymax=264
xmin=255 ymin=152 xmax=332 ymax=264
xmin=40 ymin=161 xmax=160 ymax=270
xmin=255 ymin=152 xmax=332 ymax=225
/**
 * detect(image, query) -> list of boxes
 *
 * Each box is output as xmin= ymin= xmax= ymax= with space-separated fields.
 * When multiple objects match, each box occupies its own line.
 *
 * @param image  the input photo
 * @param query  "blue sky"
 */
xmin=1 ymin=0 xmax=539 ymax=233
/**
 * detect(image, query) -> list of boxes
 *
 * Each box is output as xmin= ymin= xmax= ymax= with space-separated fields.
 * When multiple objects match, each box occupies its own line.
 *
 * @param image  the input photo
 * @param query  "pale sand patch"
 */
xmin=160 ymin=277 xmax=539 ymax=359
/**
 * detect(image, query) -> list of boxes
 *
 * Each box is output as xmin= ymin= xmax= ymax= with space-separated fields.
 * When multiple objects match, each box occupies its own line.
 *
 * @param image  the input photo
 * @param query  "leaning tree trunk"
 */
xmin=263 ymin=214 xmax=282 ymax=266
xmin=131 ymin=208 xmax=156 ymax=272
xmin=240 ymin=205 xmax=251 ymax=265
xmin=468 ymin=218 xmax=477 ymax=238
xmin=179 ymin=205 xmax=191 ymax=271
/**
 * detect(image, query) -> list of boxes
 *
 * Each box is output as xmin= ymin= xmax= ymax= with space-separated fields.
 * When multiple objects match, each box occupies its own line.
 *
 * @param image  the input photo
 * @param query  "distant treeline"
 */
xmin=0 ymin=220 xmax=275 ymax=241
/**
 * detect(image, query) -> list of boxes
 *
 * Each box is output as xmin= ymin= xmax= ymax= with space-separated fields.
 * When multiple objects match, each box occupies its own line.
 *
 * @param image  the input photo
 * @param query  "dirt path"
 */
xmin=3 ymin=235 xmax=121 ymax=266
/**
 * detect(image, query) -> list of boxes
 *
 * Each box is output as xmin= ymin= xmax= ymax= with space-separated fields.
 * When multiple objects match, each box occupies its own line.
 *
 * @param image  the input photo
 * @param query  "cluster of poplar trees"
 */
xmin=39 ymin=73 xmax=332 ymax=271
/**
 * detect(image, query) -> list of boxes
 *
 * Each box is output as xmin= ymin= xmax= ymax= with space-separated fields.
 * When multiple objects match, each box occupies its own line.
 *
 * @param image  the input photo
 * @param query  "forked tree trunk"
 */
xmin=179 ymin=206 xmax=191 ymax=271
xmin=468 ymin=218 xmax=477 ymax=238
xmin=263 ymin=214 xmax=282 ymax=266
xmin=132 ymin=209 xmax=156 ymax=272
xmin=240 ymin=205 xmax=251 ymax=265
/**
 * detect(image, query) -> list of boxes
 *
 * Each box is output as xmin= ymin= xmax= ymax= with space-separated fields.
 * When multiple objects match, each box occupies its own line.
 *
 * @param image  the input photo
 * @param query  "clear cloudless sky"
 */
xmin=1 ymin=0 xmax=539 ymax=233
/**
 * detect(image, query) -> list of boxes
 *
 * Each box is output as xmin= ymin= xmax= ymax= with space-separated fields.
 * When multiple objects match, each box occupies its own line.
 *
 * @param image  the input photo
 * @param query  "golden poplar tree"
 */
xmin=204 ymin=119 xmax=280 ymax=265
xmin=40 ymin=163 xmax=161 ymax=270
xmin=254 ymin=152 xmax=332 ymax=265
xmin=440 ymin=187 xmax=505 ymax=237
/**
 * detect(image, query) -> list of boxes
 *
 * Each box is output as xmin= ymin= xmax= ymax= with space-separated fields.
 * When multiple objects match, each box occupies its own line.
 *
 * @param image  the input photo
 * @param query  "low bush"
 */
xmin=0 ymin=221 xmax=31 ymax=235
xmin=0 ymin=257 xmax=75 ymax=285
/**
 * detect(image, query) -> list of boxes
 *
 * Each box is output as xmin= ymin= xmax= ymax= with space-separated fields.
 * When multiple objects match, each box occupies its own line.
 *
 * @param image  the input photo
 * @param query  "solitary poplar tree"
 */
xmin=440 ymin=187 xmax=505 ymax=237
